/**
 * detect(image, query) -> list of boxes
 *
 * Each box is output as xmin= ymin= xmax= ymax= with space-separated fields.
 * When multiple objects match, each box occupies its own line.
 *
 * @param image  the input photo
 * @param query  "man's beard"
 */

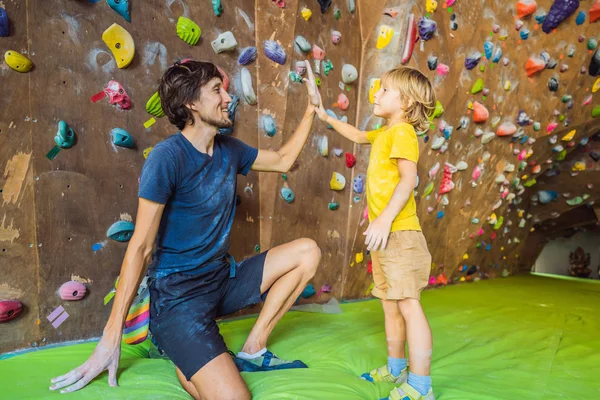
xmin=199 ymin=111 xmax=233 ymax=129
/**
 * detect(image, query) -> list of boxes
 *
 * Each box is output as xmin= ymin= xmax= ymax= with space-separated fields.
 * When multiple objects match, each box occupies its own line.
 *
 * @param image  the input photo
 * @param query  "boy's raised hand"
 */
xmin=302 ymin=60 xmax=322 ymax=107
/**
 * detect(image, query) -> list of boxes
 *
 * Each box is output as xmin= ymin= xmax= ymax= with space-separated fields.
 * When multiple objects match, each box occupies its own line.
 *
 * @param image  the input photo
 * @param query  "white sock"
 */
xmin=237 ymin=347 xmax=267 ymax=359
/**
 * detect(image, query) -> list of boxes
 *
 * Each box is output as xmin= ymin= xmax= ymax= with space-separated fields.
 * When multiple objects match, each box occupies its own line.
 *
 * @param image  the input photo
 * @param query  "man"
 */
xmin=50 ymin=59 xmax=323 ymax=399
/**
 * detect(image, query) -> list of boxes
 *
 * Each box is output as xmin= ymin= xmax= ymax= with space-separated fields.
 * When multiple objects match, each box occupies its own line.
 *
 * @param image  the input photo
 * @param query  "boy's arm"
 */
xmin=364 ymin=159 xmax=417 ymax=251
xmin=316 ymin=106 xmax=370 ymax=144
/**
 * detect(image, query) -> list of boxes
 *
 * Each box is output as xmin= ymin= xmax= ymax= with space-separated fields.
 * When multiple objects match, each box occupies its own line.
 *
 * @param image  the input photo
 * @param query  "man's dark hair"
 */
xmin=158 ymin=60 xmax=223 ymax=130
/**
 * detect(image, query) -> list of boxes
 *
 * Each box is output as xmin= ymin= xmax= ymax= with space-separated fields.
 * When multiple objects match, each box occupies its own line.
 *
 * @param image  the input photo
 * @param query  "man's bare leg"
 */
xmin=241 ymin=238 xmax=321 ymax=354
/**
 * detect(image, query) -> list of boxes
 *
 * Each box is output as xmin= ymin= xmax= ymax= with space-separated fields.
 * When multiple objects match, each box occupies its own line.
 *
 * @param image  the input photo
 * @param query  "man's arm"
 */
xmin=50 ymin=198 xmax=164 ymax=393
xmin=251 ymin=106 xmax=315 ymax=173
xmin=364 ymin=159 xmax=417 ymax=251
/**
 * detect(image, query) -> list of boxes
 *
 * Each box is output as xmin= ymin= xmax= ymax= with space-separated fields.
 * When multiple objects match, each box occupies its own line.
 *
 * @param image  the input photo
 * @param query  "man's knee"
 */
xmin=219 ymin=388 xmax=252 ymax=400
xmin=296 ymin=238 xmax=321 ymax=275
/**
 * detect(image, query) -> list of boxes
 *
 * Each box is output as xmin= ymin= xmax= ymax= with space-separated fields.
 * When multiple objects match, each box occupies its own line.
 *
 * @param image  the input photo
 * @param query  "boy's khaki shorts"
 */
xmin=371 ymin=230 xmax=432 ymax=301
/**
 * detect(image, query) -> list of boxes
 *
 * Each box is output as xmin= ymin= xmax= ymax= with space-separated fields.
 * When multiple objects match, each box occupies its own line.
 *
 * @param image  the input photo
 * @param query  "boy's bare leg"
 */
xmin=398 ymin=298 xmax=432 ymax=376
xmin=381 ymin=299 xmax=407 ymax=359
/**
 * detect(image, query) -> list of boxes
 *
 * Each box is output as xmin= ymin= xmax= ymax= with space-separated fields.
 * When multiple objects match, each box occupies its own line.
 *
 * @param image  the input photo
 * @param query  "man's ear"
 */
xmin=186 ymin=101 xmax=198 ymax=112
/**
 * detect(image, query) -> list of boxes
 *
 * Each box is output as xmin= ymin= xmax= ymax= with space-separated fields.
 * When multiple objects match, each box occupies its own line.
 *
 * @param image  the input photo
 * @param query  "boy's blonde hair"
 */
xmin=381 ymin=67 xmax=436 ymax=132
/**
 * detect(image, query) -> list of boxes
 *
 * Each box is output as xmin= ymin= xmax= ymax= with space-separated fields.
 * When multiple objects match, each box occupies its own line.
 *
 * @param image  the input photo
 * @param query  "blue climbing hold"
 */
xmin=262 ymin=115 xmax=277 ymax=137
xmin=325 ymin=109 xmax=337 ymax=129
xmin=0 ymin=7 xmax=8 ymax=37
xmin=443 ymin=126 xmax=453 ymax=140
xmin=301 ymin=284 xmax=315 ymax=298
xmin=519 ymin=135 xmax=529 ymax=145
xmin=535 ymin=13 xmax=546 ymax=24
xmin=437 ymin=211 xmax=444 ymax=219
xmin=575 ymin=10 xmax=586 ymax=25
xmin=111 ymin=128 xmax=134 ymax=148
xmin=485 ymin=244 xmax=491 ymax=251
xmin=238 ymin=47 xmax=257 ymax=65
xmin=107 ymin=220 xmax=135 ymax=242
xmin=491 ymin=47 xmax=503 ymax=63
xmin=538 ymin=190 xmax=558 ymax=204
xmin=280 ymin=187 xmax=295 ymax=203
xmin=484 ymin=41 xmax=493 ymax=60
xmin=106 ymin=0 xmax=131 ymax=22
xmin=520 ymin=29 xmax=530 ymax=40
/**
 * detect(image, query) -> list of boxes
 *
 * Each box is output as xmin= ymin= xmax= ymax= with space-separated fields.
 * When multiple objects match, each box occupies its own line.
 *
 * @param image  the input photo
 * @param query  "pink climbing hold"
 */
xmin=401 ymin=14 xmax=417 ymax=65
xmin=429 ymin=276 xmax=437 ymax=285
xmin=447 ymin=0 xmax=457 ymax=6
xmin=583 ymin=94 xmax=593 ymax=105
xmin=497 ymin=122 xmax=517 ymax=136
xmin=525 ymin=56 xmax=546 ymax=77
xmin=472 ymin=165 xmax=482 ymax=181
xmin=59 ymin=281 xmax=87 ymax=301
xmin=518 ymin=149 xmax=527 ymax=160
xmin=478 ymin=228 xmax=485 ymax=236
xmin=473 ymin=102 xmax=489 ymax=123
xmin=0 ymin=300 xmax=23 ymax=322
xmin=272 ymin=0 xmax=286 ymax=8
xmin=547 ymin=122 xmax=558 ymax=133
xmin=438 ymin=163 xmax=456 ymax=196
xmin=337 ymin=93 xmax=349 ymax=110
xmin=312 ymin=45 xmax=326 ymax=60
xmin=437 ymin=63 xmax=450 ymax=76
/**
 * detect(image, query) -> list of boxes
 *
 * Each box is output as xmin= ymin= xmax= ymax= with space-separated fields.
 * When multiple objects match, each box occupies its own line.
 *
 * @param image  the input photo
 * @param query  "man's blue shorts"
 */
xmin=148 ymin=251 xmax=269 ymax=380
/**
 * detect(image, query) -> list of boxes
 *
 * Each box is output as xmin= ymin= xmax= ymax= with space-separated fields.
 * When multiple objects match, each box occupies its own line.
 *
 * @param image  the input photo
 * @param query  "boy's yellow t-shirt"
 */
xmin=365 ymin=123 xmax=422 ymax=232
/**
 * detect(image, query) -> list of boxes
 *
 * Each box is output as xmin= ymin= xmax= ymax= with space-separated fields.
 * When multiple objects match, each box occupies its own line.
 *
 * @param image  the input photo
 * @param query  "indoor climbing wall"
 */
xmin=342 ymin=0 xmax=600 ymax=298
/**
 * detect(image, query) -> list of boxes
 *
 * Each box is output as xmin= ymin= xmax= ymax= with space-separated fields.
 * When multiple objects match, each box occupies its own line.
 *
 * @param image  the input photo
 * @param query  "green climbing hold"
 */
xmin=559 ymin=114 xmax=565 ymax=122
xmin=533 ymin=122 xmax=541 ymax=131
xmin=566 ymin=196 xmax=583 ymax=206
xmin=429 ymin=100 xmax=444 ymax=120
xmin=518 ymin=161 xmax=527 ymax=171
xmin=589 ymin=38 xmax=598 ymax=51
xmin=592 ymin=105 xmax=600 ymax=118
xmin=334 ymin=8 xmax=341 ymax=19
xmin=315 ymin=77 xmax=322 ymax=86
xmin=476 ymin=242 xmax=482 ymax=248
xmin=328 ymin=202 xmax=340 ymax=210
xmin=54 ymin=120 xmax=76 ymax=149
xmin=282 ymin=173 xmax=288 ymax=181
xmin=493 ymin=216 xmax=504 ymax=230
xmin=556 ymin=149 xmax=567 ymax=161
xmin=176 ymin=16 xmax=201 ymax=46
xmin=212 ymin=0 xmax=223 ymax=16
xmin=471 ymin=78 xmax=484 ymax=94
xmin=289 ymin=71 xmax=302 ymax=83
xmin=254 ymin=244 xmax=260 ymax=253
xmin=523 ymin=178 xmax=537 ymax=187
xmin=422 ymin=182 xmax=434 ymax=198
xmin=323 ymin=60 xmax=334 ymax=76
xmin=146 ymin=92 xmax=165 ymax=118
xmin=561 ymin=95 xmax=572 ymax=103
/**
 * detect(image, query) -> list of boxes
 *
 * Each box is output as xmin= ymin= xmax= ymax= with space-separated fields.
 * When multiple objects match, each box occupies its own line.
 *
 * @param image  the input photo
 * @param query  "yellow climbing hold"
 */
xmin=143 ymin=147 xmax=154 ymax=159
xmin=489 ymin=213 xmax=498 ymax=224
xmin=365 ymin=282 xmax=374 ymax=296
xmin=501 ymin=247 xmax=505 ymax=251
xmin=143 ymin=118 xmax=156 ymax=129
xmin=4 ymin=50 xmax=33 ymax=73
xmin=369 ymin=78 xmax=381 ymax=104
xmin=572 ymin=161 xmax=586 ymax=171
xmin=467 ymin=101 xmax=474 ymax=110
xmin=102 ymin=23 xmax=135 ymax=69
xmin=561 ymin=129 xmax=576 ymax=141
xmin=356 ymin=252 xmax=364 ymax=263
xmin=376 ymin=25 xmax=394 ymax=50
xmin=426 ymin=0 xmax=438 ymax=13
xmin=504 ymin=80 xmax=511 ymax=91
xmin=301 ymin=7 xmax=312 ymax=21
xmin=593 ymin=78 xmax=600 ymax=93
xmin=460 ymin=276 xmax=466 ymax=282
xmin=330 ymin=172 xmax=346 ymax=190
xmin=463 ymin=254 xmax=469 ymax=260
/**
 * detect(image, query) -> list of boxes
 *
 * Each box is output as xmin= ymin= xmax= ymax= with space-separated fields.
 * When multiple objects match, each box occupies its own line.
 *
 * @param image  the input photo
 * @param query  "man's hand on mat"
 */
xmin=49 ymin=334 xmax=121 ymax=393
xmin=302 ymin=59 xmax=322 ymax=107
xmin=364 ymin=215 xmax=393 ymax=252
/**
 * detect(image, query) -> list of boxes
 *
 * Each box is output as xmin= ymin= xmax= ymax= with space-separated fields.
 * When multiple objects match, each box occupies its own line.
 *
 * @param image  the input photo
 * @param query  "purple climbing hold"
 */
xmin=418 ymin=17 xmax=437 ymax=41
xmin=353 ymin=175 xmax=365 ymax=194
xmin=589 ymin=48 xmax=600 ymax=76
xmin=542 ymin=0 xmax=580 ymax=34
xmin=0 ymin=7 xmax=8 ymax=37
xmin=465 ymin=53 xmax=481 ymax=70
xmin=317 ymin=0 xmax=332 ymax=13
xmin=264 ymin=40 xmax=287 ymax=65
xmin=516 ymin=110 xmax=531 ymax=126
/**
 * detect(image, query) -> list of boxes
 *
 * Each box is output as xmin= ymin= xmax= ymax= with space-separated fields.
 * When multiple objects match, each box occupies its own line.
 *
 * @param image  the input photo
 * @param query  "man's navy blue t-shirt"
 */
xmin=138 ymin=132 xmax=258 ymax=279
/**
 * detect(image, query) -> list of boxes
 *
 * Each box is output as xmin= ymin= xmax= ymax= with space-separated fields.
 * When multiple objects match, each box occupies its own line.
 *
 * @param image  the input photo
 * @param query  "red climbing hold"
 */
xmin=526 ymin=56 xmax=546 ymax=77
xmin=367 ymin=260 xmax=373 ymax=274
xmin=345 ymin=152 xmax=356 ymax=168
xmin=438 ymin=163 xmax=456 ymax=197
xmin=591 ymin=0 xmax=600 ymax=23
xmin=401 ymin=14 xmax=417 ymax=65
xmin=473 ymin=102 xmax=489 ymax=123
xmin=516 ymin=0 xmax=537 ymax=19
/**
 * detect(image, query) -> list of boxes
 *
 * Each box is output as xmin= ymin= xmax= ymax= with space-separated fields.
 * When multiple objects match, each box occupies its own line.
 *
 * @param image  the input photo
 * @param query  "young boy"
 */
xmin=315 ymin=67 xmax=436 ymax=400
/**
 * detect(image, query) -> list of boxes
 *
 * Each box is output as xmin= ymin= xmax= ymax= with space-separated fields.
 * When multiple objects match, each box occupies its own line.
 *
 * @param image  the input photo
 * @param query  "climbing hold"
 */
xmin=376 ymin=25 xmax=395 ymax=49
xmin=456 ymin=161 xmax=468 ymax=171
xmin=401 ymin=14 xmax=417 ymax=64
xmin=318 ymin=136 xmax=328 ymax=156
xmin=437 ymin=63 xmax=450 ymax=76
xmin=561 ymin=129 xmax=576 ymax=141
xmin=576 ymin=10 xmax=586 ymax=24
xmin=0 ymin=7 xmax=8 ymax=37
xmin=591 ymin=0 xmax=600 ymax=22
xmin=428 ymin=162 xmax=440 ymax=179
xmin=517 ymin=0 xmax=537 ymax=18
xmin=537 ymin=190 xmax=558 ymax=204
xmin=0 ymin=300 xmax=23 ymax=322
xmin=54 ymin=120 xmax=76 ymax=149
xmin=471 ymin=78 xmax=484 ymax=94
xmin=328 ymin=202 xmax=340 ymax=210
xmin=330 ymin=172 xmax=346 ymax=190
xmin=345 ymin=152 xmax=356 ymax=168
xmin=111 ymin=128 xmax=134 ymax=148
xmin=472 ymin=102 xmax=489 ymax=124
xmin=211 ymin=31 xmax=237 ymax=54
xmin=91 ymin=80 xmax=132 ymax=110
xmin=332 ymin=30 xmax=342 ymax=45
xmin=548 ymin=77 xmax=559 ymax=92
xmin=431 ymin=137 xmax=445 ymax=150
xmin=334 ymin=6 xmax=341 ymax=19
xmin=295 ymin=35 xmax=311 ymax=52
xmin=589 ymin=38 xmax=598 ymax=50
xmin=238 ymin=47 xmax=257 ymax=65
xmin=212 ymin=0 xmax=223 ymax=16
xmin=262 ymin=115 xmax=277 ymax=137
xmin=464 ymin=52 xmax=481 ymax=70
xmin=438 ymin=163 xmax=456 ymax=196
xmin=592 ymin=105 xmax=600 ymax=117
xmin=280 ymin=187 xmax=295 ymax=203
xmin=59 ymin=281 xmax=87 ymax=301
xmin=301 ymin=7 xmax=312 ymax=21
xmin=383 ymin=7 xmax=399 ymax=18
xmin=107 ymin=220 xmax=135 ymax=242
xmin=353 ymin=176 xmax=364 ymax=194
xmin=341 ymin=64 xmax=358 ymax=84
xmin=106 ymin=0 xmax=130 ymax=22
xmin=4 ymin=50 xmax=33 ymax=73
xmin=484 ymin=41 xmax=493 ymax=60
xmin=426 ymin=0 xmax=438 ymax=13
xmin=418 ymin=17 xmax=437 ymax=41
xmin=526 ymin=56 xmax=546 ymax=77
xmin=272 ymin=0 xmax=286 ymax=8
xmin=143 ymin=147 xmax=153 ymax=159
xmin=317 ymin=0 xmax=332 ymax=13
xmin=430 ymin=100 xmax=444 ymax=120
xmin=347 ymin=0 xmax=356 ymax=13
xmin=312 ymin=45 xmax=326 ymax=61
xmin=102 ymin=23 xmax=135 ymax=68
xmin=289 ymin=71 xmax=302 ymax=83
xmin=520 ymin=29 xmax=530 ymax=40
xmin=492 ymin=47 xmax=503 ymax=63
xmin=241 ymin=68 xmax=257 ymax=105
xmin=146 ymin=92 xmax=164 ymax=118
xmin=515 ymin=19 xmax=525 ymax=30
xmin=589 ymin=48 xmax=600 ymax=76
xmin=516 ymin=111 xmax=531 ymax=126
xmin=264 ymin=40 xmax=287 ymax=65
xmin=542 ymin=0 xmax=581 ymax=33
xmin=295 ymin=61 xmax=307 ymax=76
xmin=497 ymin=122 xmax=517 ymax=137
xmin=422 ymin=182 xmax=434 ymax=198
xmin=427 ymin=56 xmax=439 ymax=71
xmin=458 ymin=117 xmax=469 ymax=131
xmin=437 ymin=211 xmax=444 ymax=219
xmin=481 ymin=132 xmax=495 ymax=144
xmin=572 ymin=161 xmax=585 ymax=171
xmin=566 ymin=196 xmax=583 ymax=206
xmin=333 ymin=148 xmax=343 ymax=157
xmin=323 ymin=60 xmax=334 ymax=76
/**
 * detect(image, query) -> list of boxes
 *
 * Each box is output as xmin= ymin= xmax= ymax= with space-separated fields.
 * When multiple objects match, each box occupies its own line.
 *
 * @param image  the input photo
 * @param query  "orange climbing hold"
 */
xmin=516 ymin=0 xmax=537 ymax=19
xmin=525 ymin=56 xmax=545 ymax=77
xmin=590 ymin=0 xmax=600 ymax=23
xmin=473 ymin=102 xmax=489 ymax=123
xmin=497 ymin=122 xmax=517 ymax=137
